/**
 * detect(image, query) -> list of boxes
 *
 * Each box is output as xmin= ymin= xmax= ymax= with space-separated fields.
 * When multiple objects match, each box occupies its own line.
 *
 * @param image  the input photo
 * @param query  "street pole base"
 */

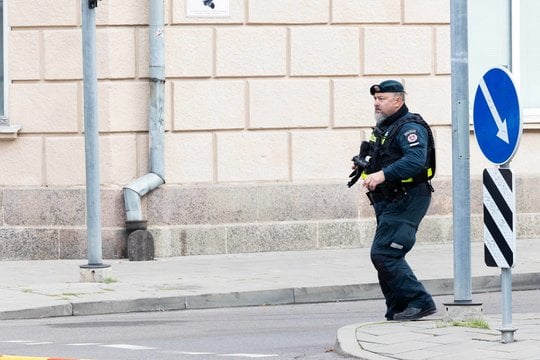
xmin=443 ymin=302 xmax=484 ymax=322
xmin=498 ymin=327 xmax=517 ymax=343
xmin=79 ymin=263 xmax=112 ymax=283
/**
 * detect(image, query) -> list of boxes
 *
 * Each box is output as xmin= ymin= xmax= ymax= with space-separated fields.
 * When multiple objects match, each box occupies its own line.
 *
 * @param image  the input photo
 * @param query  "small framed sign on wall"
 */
xmin=186 ymin=0 xmax=230 ymax=18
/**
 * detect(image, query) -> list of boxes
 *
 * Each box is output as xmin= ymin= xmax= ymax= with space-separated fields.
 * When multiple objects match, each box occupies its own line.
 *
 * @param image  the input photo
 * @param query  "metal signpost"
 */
xmin=81 ymin=0 xmax=110 ymax=279
xmin=450 ymin=0 xmax=472 ymax=306
xmin=473 ymin=66 xmax=522 ymax=343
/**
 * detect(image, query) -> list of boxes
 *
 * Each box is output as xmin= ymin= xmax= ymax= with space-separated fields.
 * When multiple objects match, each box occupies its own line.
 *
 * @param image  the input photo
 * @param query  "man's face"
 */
xmin=373 ymin=92 xmax=402 ymax=122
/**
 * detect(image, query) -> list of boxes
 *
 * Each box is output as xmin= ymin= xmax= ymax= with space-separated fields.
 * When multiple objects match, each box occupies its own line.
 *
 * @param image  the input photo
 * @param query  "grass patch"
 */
xmin=452 ymin=319 xmax=490 ymax=329
xmin=438 ymin=318 xmax=490 ymax=330
xmin=102 ymin=277 xmax=118 ymax=284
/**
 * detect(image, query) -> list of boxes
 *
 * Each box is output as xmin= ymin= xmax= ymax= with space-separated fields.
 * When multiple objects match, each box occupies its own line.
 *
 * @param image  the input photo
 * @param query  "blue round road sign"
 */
xmin=473 ymin=67 xmax=522 ymax=165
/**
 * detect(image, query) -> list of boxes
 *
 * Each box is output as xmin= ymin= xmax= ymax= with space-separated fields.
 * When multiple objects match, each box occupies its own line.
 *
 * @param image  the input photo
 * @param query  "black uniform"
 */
xmin=365 ymin=104 xmax=436 ymax=321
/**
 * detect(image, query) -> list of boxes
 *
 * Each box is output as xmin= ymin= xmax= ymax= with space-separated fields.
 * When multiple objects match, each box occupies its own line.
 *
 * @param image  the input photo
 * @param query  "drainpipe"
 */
xmin=123 ymin=0 xmax=165 ymax=236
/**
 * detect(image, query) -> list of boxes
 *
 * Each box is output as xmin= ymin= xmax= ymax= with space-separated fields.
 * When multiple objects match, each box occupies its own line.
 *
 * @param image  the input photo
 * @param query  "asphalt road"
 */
xmin=1 ymin=290 xmax=538 ymax=360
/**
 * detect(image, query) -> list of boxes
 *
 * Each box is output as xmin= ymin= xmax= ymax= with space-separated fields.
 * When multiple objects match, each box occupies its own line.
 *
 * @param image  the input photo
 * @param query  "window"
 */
xmin=0 ymin=0 xmax=20 ymax=139
xmin=0 ymin=0 xmax=5 ymax=121
xmin=468 ymin=0 xmax=510 ymax=97
xmin=516 ymin=0 xmax=540 ymax=120
xmin=469 ymin=0 xmax=540 ymax=123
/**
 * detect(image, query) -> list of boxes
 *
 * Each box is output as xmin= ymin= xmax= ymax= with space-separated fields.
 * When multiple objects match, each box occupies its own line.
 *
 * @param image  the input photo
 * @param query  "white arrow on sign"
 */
xmin=479 ymin=78 xmax=509 ymax=143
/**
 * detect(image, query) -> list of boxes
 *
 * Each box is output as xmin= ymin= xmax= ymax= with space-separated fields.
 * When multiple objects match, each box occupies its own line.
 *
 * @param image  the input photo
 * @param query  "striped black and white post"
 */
xmin=483 ymin=167 xmax=516 ymax=343
xmin=483 ymin=168 xmax=515 ymax=268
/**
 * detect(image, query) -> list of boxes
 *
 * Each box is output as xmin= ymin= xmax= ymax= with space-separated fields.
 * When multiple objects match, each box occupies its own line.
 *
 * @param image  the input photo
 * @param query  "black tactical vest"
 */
xmin=365 ymin=113 xmax=436 ymax=183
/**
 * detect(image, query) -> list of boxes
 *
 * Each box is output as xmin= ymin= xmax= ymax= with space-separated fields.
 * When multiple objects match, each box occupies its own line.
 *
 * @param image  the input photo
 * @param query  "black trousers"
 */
xmin=369 ymin=183 xmax=434 ymax=320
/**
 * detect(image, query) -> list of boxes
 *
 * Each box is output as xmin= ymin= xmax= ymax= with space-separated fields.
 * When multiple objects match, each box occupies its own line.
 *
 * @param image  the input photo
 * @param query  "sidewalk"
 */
xmin=1 ymin=240 xmax=540 ymax=359
xmin=335 ymin=312 xmax=540 ymax=360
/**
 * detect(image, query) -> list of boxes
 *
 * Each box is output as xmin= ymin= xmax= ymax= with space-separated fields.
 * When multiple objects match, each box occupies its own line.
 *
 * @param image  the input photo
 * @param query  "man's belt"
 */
xmin=366 ymin=181 xmax=426 ymax=205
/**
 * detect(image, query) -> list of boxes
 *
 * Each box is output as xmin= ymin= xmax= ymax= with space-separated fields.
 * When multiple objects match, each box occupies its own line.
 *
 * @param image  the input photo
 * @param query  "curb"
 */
xmin=2 ymin=273 xmax=540 ymax=320
xmin=334 ymin=324 xmax=363 ymax=359
xmin=335 ymin=323 xmax=393 ymax=360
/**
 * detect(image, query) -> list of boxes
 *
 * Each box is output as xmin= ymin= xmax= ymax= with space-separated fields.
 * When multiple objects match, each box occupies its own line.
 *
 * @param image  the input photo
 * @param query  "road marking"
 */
xmin=100 ymin=344 xmax=156 ymax=350
xmin=0 ymin=356 xmax=49 ymax=359
xmin=1 ymin=340 xmax=33 ymax=343
xmin=217 ymin=354 xmax=279 ymax=358
xmin=161 ymin=351 xmax=217 ymax=355
xmin=2 ymin=340 xmax=278 ymax=358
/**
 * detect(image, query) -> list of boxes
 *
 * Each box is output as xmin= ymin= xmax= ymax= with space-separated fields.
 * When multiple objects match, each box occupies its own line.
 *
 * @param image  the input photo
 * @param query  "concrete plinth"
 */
xmin=80 ymin=265 xmax=112 ymax=283
xmin=498 ymin=327 xmax=517 ymax=343
xmin=443 ymin=302 xmax=484 ymax=321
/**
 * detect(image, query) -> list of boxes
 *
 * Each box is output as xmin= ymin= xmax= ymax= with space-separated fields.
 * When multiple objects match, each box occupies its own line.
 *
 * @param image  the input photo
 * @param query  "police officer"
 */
xmin=355 ymin=80 xmax=436 ymax=321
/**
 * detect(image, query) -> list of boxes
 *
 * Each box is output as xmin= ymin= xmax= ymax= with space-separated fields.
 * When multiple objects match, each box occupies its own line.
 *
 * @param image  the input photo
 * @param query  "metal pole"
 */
xmin=497 ymin=0 xmax=516 ymax=343
xmin=81 ymin=0 xmax=106 ymax=267
xmin=500 ymin=267 xmax=515 ymax=342
xmin=451 ymin=0 xmax=472 ymax=302
xmin=499 ymin=161 xmax=515 ymax=343
xmin=498 ymin=163 xmax=516 ymax=342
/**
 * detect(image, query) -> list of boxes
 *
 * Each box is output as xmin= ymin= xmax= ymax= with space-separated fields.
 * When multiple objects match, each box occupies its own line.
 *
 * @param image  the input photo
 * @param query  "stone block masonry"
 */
xmin=1 ymin=177 xmax=540 ymax=260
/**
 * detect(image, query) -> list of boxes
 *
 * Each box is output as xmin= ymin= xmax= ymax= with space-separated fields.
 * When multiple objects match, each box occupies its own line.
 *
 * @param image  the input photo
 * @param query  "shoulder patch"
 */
xmin=407 ymin=132 xmax=418 ymax=143
xmin=403 ymin=129 xmax=418 ymax=143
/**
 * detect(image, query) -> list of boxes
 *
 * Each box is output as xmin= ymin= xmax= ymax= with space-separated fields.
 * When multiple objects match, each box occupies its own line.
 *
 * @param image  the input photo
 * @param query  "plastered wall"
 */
xmin=1 ymin=0 xmax=538 ymax=259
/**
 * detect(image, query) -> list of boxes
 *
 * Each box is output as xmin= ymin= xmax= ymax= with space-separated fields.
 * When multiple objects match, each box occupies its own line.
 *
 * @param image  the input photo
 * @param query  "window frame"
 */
xmin=0 ymin=0 xmax=6 ymax=124
xmin=0 ymin=0 xmax=20 ymax=139
xmin=511 ymin=0 xmax=540 ymax=124
xmin=469 ymin=0 xmax=540 ymax=126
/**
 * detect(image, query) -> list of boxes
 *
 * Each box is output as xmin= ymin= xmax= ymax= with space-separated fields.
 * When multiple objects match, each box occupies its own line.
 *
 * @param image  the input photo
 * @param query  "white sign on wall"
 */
xmin=186 ymin=0 xmax=230 ymax=18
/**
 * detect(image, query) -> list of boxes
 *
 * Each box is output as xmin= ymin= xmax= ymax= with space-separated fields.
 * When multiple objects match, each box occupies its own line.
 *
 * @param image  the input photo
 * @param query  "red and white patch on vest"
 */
xmin=407 ymin=133 xmax=418 ymax=143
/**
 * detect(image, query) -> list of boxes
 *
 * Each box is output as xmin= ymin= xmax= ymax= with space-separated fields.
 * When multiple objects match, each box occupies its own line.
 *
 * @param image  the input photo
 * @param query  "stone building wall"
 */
xmin=1 ymin=0 xmax=538 ymax=260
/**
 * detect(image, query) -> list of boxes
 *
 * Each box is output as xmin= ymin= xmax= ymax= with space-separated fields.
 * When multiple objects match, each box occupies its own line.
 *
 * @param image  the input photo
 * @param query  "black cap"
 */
xmin=370 ymin=80 xmax=405 ymax=95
